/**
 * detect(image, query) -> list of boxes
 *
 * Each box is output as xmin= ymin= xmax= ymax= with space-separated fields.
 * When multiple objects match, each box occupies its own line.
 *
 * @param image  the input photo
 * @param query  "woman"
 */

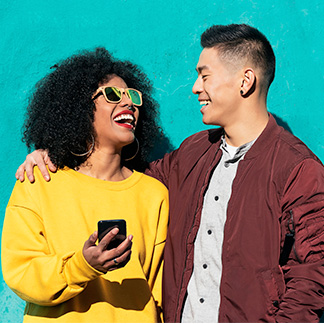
xmin=1 ymin=48 xmax=169 ymax=323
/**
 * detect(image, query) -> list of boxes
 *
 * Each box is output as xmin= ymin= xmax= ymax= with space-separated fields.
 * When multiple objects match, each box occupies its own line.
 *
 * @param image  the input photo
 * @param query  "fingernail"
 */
xmin=111 ymin=228 xmax=119 ymax=234
xmin=45 ymin=175 xmax=50 ymax=180
xmin=128 ymin=235 xmax=133 ymax=240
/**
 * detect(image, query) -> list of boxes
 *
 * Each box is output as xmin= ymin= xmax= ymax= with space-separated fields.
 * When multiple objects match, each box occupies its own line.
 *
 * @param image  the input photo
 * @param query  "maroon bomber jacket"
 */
xmin=146 ymin=114 xmax=324 ymax=322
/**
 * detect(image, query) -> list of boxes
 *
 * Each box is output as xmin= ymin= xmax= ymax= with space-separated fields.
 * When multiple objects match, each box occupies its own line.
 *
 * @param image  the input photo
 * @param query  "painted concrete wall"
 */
xmin=1 ymin=0 xmax=323 ymax=322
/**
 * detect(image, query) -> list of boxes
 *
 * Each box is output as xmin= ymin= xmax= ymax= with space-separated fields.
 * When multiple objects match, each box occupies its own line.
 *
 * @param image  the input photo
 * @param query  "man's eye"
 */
xmin=202 ymin=75 xmax=208 ymax=79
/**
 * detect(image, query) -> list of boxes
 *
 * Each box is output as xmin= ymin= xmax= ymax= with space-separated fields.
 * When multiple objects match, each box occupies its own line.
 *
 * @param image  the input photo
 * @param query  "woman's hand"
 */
xmin=83 ymin=228 xmax=133 ymax=273
xmin=15 ymin=149 xmax=57 ymax=182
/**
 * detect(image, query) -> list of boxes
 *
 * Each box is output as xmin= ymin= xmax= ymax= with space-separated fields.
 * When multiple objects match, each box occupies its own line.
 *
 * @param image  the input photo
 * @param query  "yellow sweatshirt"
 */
xmin=2 ymin=168 xmax=169 ymax=323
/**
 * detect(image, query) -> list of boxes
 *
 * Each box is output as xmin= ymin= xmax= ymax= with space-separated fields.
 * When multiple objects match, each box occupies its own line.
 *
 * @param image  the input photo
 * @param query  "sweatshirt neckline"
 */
xmin=63 ymin=167 xmax=143 ymax=191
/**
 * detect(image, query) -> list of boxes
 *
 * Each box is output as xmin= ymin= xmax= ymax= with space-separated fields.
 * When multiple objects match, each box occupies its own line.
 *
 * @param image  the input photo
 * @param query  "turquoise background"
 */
xmin=1 ymin=0 xmax=324 ymax=322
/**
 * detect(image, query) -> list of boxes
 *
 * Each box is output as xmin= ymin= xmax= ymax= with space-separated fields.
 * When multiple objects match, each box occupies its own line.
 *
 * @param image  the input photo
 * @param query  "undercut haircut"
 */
xmin=201 ymin=24 xmax=275 ymax=92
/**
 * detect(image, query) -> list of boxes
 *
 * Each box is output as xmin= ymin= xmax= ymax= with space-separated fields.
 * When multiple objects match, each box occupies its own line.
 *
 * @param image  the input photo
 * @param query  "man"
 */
xmin=16 ymin=24 xmax=324 ymax=322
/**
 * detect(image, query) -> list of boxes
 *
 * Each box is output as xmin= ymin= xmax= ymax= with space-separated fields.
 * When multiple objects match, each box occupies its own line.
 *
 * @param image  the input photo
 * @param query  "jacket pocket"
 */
xmin=290 ymin=202 xmax=324 ymax=263
xmin=303 ymin=215 xmax=324 ymax=261
xmin=258 ymin=267 xmax=285 ymax=316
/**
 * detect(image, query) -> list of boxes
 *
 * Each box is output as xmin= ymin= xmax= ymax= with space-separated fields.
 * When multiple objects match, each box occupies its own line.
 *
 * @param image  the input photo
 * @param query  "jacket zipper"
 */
xmin=289 ymin=210 xmax=302 ymax=264
xmin=174 ymin=147 xmax=221 ymax=321
xmin=280 ymin=210 xmax=302 ymax=266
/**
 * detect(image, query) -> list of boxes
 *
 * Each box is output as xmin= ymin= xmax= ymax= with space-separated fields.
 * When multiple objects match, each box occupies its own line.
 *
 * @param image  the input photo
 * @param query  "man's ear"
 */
xmin=240 ymin=68 xmax=256 ymax=97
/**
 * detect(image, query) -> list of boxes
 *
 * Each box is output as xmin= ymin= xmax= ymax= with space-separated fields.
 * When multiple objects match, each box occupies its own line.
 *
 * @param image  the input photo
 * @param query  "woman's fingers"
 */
xmin=105 ymin=248 xmax=132 ymax=271
xmin=102 ymin=234 xmax=133 ymax=270
xmin=97 ymin=228 xmax=120 ymax=251
xmin=83 ymin=231 xmax=98 ymax=249
xmin=83 ymin=229 xmax=133 ymax=273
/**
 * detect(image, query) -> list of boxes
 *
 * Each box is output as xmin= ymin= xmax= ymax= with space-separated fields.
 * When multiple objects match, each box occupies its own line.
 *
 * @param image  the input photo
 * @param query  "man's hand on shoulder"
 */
xmin=15 ymin=149 xmax=57 ymax=183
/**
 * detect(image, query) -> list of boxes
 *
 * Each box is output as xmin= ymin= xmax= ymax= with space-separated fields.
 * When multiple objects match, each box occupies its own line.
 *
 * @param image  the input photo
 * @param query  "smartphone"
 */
xmin=98 ymin=219 xmax=127 ymax=250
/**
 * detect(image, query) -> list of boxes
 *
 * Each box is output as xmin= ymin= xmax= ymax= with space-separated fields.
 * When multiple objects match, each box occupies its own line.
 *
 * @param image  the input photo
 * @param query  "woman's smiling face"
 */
xmin=92 ymin=74 xmax=140 ymax=151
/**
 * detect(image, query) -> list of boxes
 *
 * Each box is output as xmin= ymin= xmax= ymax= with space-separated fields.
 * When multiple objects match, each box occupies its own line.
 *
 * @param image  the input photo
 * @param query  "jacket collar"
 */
xmin=207 ymin=113 xmax=281 ymax=160
xmin=243 ymin=113 xmax=281 ymax=160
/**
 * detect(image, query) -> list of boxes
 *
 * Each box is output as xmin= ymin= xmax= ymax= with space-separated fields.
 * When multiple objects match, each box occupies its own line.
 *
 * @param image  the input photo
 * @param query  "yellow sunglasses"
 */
xmin=92 ymin=86 xmax=142 ymax=106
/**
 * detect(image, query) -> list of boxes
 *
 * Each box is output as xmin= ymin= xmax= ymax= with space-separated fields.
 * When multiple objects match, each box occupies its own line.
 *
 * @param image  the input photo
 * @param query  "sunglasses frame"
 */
xmin=92 ymin=86 xmax=143 ymax=106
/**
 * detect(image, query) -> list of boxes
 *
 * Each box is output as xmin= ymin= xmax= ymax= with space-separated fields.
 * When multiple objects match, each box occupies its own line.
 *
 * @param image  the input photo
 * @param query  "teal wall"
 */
xmin=1 ymin=0 xmax=324 ymax=322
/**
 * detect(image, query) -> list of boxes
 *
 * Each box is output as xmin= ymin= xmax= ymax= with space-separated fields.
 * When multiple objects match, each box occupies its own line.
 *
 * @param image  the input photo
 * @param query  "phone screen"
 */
xmin=98 ymin=219 xmax=127 ymax=250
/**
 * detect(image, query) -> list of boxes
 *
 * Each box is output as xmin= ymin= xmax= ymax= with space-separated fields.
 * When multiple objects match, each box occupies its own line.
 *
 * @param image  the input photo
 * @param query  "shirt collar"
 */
xmin=220 ymin=135 xmax=257 ymax=165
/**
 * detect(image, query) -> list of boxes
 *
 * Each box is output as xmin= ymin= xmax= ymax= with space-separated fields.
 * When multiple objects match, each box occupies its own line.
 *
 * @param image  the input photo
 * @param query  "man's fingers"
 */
xmin=16 ymin=163 xmax=26 ymax=182
xmin=33 ymin=151 xmax=51 ymax=181
xmin=15 ymin=150 xmax=55 ymax=183
xmin=36 ymin=159 xmax=50 ymax=181
xmin=25 ymin=157 xmax=37 ymax=183
xmin=46 ymin=155 xmax=57 ymax=173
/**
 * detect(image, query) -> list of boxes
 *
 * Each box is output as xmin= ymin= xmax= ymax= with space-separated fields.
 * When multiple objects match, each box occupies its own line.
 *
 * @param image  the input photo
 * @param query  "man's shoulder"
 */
xmin=276 ymin=128 xmax=321 ymax=164
xmin=267 ymin=127 xmax=324 ymax=185
xmin=179 ymin=127 xmax=223 ymax=148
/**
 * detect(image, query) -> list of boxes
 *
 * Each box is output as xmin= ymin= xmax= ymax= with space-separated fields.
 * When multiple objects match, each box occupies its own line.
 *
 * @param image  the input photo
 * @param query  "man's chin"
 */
xmin=202 ymin=116 xmax=221 ymax=127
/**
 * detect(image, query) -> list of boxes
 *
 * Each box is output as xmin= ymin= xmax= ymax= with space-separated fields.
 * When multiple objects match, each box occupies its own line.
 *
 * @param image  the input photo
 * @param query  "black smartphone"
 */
xmin=97 ymin=219 xmax=127 ymax=250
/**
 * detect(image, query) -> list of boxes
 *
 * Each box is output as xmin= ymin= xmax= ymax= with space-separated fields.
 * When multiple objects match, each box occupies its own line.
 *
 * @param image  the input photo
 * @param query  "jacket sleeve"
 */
xmin=146 ymin=196 xmax=169 ymax=322
xmin=276 ymin=158 xmax=324 ymax=322
xmin=145 ymin=149 xmax=178 ymax=189
xmin=1 ymin=183 xmax=103 ymax=306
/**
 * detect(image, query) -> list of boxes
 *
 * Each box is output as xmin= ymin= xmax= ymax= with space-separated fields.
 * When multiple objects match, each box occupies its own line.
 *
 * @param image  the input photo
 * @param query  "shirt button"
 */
xmin=199 ymin=298 xmax=204 ymax=303
xmin=203 ymin=264 xmax=208 ymax=269
xmin=214 ymin=196 xmax=219 ymax=201
xmin=207 ymin=229 xmax=212 ymax=235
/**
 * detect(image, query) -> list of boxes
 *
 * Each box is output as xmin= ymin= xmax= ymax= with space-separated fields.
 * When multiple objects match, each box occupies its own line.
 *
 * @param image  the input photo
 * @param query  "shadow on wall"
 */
xmin=149 ymin=130 xmax=175 ymax=162
xmin=272 ymin=113 xmax=293 ymax=134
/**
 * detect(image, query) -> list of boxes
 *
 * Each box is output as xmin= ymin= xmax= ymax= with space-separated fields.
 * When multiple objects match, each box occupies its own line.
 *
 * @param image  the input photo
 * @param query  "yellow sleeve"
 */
xmin=1 ymin=182 xmax=102 ymax=306
xmin=147 ymin=196 xmax=169 ymax=322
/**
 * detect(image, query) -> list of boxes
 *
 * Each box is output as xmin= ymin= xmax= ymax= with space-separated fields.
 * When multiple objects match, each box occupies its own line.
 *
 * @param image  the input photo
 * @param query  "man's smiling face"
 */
xmin=192 ymin=47 xmax=242 ymax=128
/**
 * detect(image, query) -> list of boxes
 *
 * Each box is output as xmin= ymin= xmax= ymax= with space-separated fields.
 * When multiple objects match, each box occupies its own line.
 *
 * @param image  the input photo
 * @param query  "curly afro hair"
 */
xmin=23 ymin=47 xmax=162 ymax=172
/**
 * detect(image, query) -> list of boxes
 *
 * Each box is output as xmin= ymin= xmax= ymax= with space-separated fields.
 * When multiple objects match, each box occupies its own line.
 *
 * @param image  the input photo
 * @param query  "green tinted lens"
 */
xmin=127 ymin=89 xmax=142 ymax=106
xmin=104 ymin=87 xmax=122 ymax=102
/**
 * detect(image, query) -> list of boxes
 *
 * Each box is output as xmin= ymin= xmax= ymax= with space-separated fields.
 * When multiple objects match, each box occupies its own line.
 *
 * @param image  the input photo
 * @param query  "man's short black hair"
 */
xmin=201 ymin=24 xmax=275 ymax=91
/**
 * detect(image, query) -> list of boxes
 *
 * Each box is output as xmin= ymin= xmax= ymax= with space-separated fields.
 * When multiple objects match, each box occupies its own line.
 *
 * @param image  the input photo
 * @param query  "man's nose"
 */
xmin=192 ymin=77 xmax=203 ymax=94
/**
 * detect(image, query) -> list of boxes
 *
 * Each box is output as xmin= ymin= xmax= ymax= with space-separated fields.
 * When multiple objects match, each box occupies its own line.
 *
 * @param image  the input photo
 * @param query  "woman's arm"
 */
xmin=146 ymin=197 xmax=169 ymax=322
xmin=2 ymin=182 xmax=133 ymax=306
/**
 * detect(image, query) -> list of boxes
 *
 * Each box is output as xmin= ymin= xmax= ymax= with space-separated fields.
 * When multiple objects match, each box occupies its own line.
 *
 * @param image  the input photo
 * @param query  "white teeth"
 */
xmin=200 ymin=100 xmax=210 ymax=105
xmin=113 ymin=114 xmax=134 ymax=122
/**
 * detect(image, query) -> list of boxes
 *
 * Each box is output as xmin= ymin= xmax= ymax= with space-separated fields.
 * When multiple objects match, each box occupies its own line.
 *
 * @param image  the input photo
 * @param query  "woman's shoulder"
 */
xmin=136 ymin=171 xmax=168 ymax=193
xmin=16 ymin=167 xmax=73 ymax=192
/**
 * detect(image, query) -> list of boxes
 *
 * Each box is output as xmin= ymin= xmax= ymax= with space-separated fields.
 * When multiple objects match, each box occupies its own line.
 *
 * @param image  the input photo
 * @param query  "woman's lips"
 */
xmin=113 ymin=110 xmax=135 ymax=129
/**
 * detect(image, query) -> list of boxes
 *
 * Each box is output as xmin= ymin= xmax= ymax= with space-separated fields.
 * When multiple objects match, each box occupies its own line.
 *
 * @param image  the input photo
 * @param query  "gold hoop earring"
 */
xmin=70 ymin=135 xmax=95 ymax=157
xmin=124 ymin=138 xmax=139 ymax=161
